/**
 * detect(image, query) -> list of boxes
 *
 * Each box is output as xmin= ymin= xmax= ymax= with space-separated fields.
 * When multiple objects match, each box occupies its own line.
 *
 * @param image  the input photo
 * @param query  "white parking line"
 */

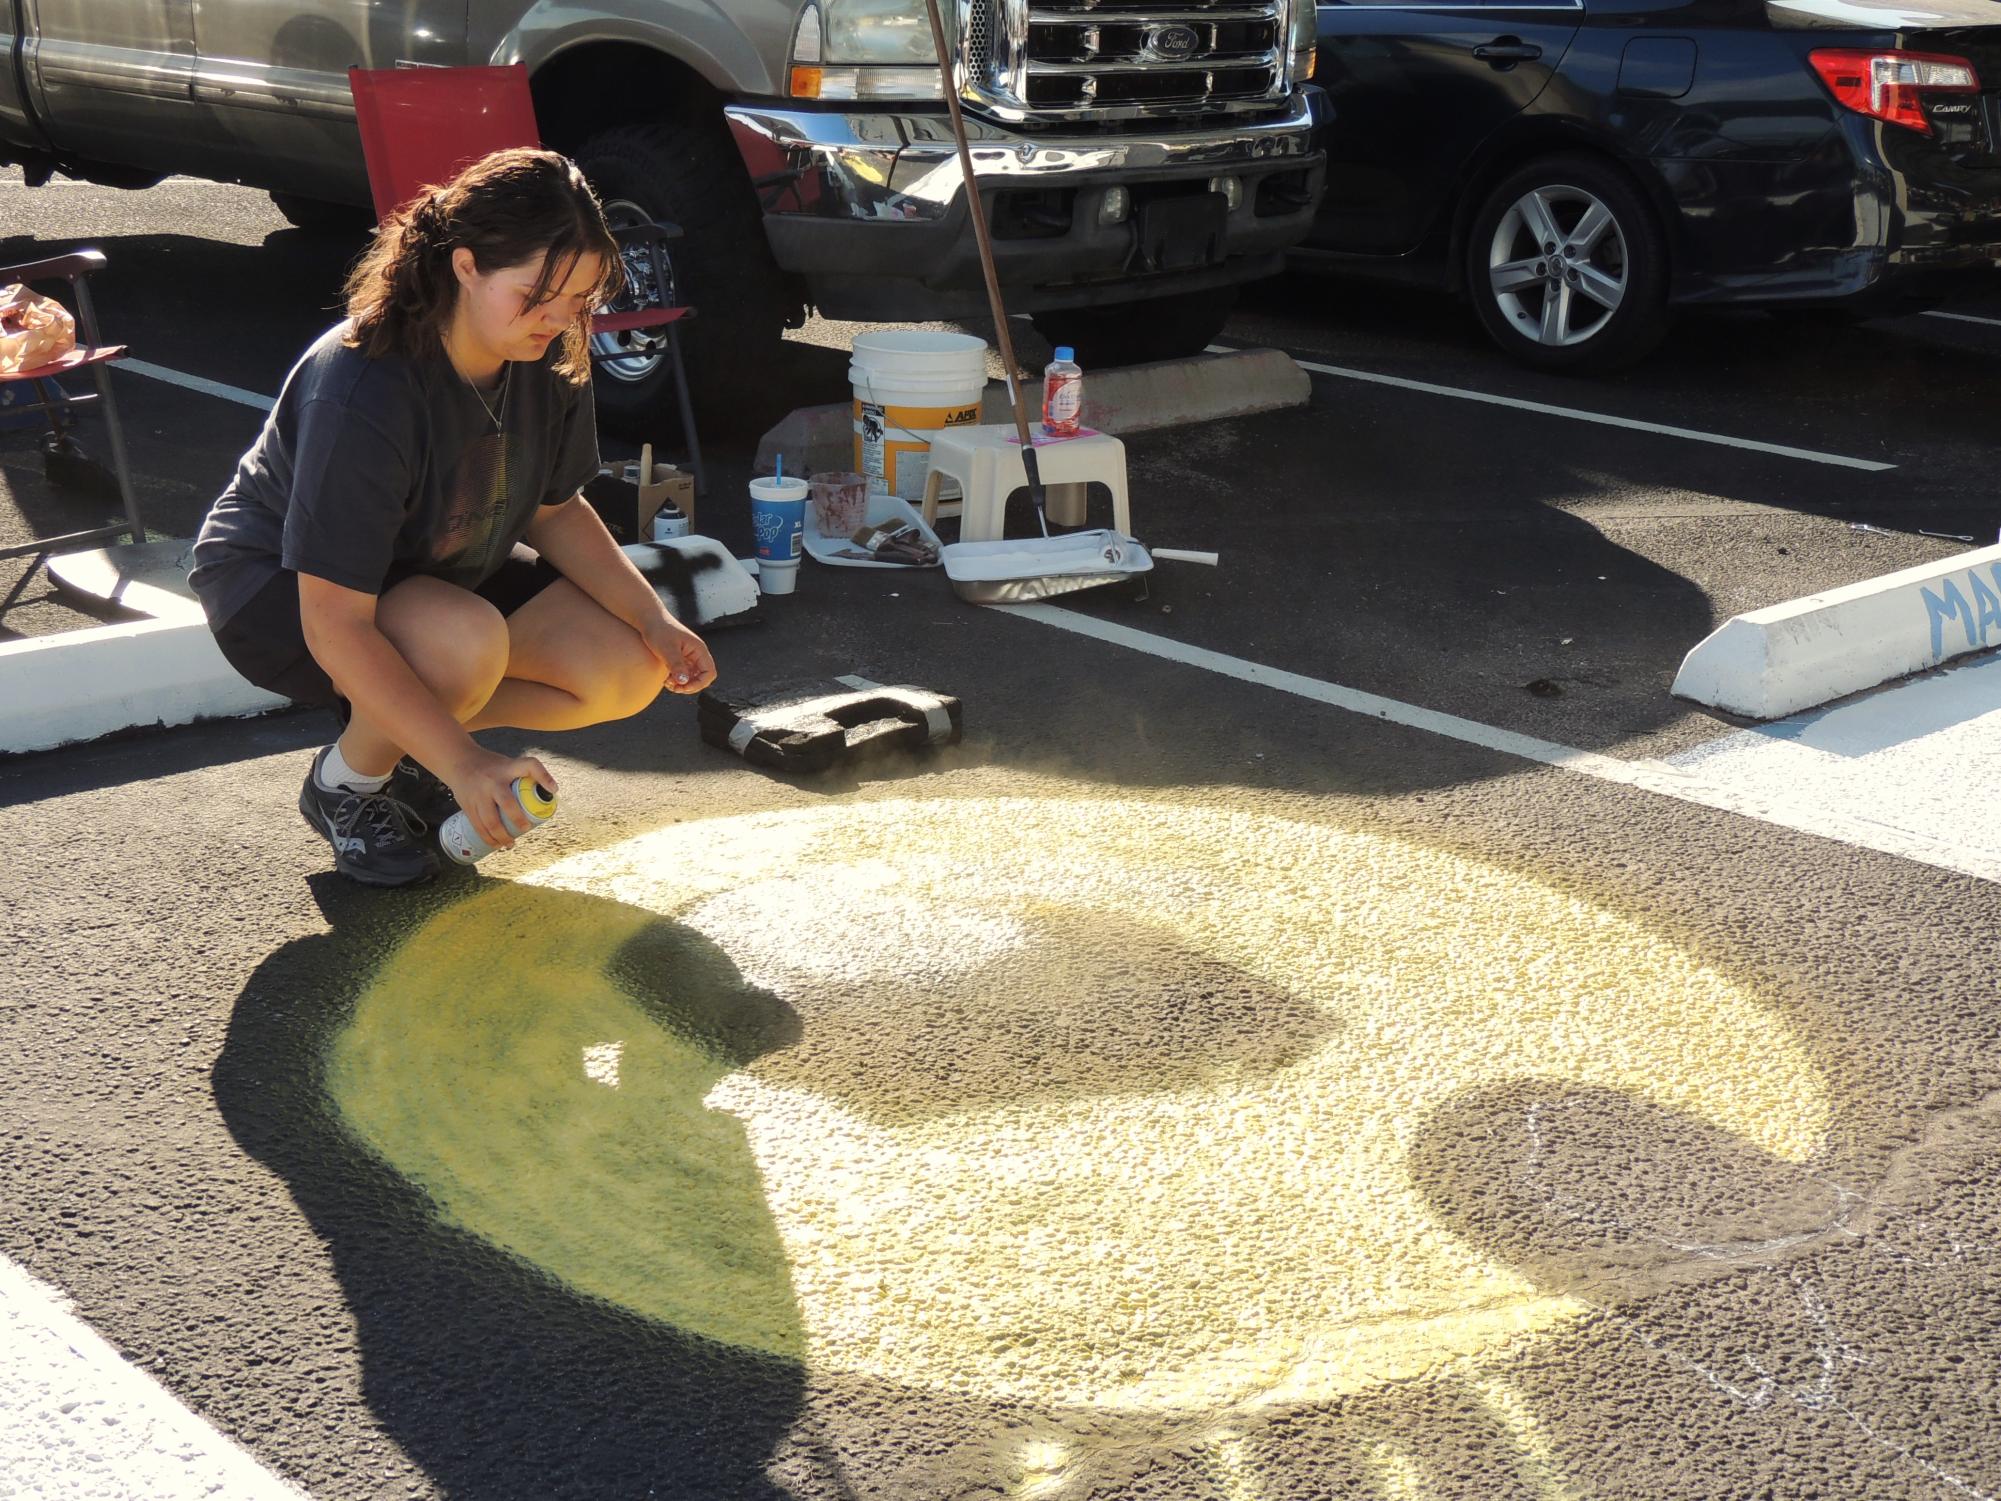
xmin=93 ymin=358 xmax=1987 ymax=882
xmin=1210 ymin=345 xmax=1895 ymax=472
xmin=1 ymin=1253 xmax=308 ymax=1499
xmin=1922 ymin=310 xmax=2001 ymax=330
xmin=1665 ymin=652 xmax=2001 ymax=873
xmin=1009 ymin=604 xmax=2001 ymax=885
xmin=119 ymin=359 xmax=275 ymax=413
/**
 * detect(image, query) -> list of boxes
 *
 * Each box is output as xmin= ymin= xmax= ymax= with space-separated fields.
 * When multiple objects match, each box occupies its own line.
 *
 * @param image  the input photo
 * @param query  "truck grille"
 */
xmin=963 ymin=0 xmax=1293 ymax=124
xmin=967 ymin=0 xmax=997 ymax=81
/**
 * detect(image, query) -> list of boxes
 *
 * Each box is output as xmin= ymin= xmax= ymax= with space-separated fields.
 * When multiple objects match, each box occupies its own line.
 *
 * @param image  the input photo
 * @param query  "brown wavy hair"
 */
xmin=343 ymin=147 xmax=622 ymax=385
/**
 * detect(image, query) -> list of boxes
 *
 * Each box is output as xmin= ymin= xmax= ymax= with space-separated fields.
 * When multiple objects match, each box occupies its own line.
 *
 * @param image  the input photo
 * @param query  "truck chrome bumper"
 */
xmin=723 ymin=93 xmax=1320 ymax=227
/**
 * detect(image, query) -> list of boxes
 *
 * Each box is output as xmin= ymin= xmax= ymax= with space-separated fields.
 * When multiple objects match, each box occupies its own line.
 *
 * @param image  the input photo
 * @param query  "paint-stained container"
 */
xmin=849 ymin=331 xmax=986 ymax=503
xmin=438 ymin=778 xmax=558 ymax=865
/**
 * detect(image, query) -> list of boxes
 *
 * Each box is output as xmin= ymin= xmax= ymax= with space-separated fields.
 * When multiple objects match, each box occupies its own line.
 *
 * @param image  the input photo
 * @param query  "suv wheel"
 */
xmin=1466 ymin=154 xmax=1668 ymax=373
xmin=574 ymin=120 xmax=801 ymax=434
xmin=1030 ymin=287 xmax=1238 ymax=368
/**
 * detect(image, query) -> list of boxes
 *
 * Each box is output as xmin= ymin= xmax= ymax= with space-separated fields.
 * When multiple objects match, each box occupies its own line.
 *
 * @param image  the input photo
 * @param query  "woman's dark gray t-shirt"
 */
xmin=190 ymin=321 xmax=600 ymax=627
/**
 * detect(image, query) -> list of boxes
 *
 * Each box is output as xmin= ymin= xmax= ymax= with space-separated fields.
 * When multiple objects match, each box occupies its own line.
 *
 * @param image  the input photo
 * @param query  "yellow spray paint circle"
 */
xmin=329 ymin=796 xmax=1829 ymax=1413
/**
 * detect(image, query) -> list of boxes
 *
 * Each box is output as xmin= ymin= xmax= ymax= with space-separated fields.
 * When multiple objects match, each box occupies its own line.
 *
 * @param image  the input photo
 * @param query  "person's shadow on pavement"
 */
xmin=211 ymin=849 xmax=1356 ymax=1500
xmin=212 ymin=874 xmax=812 ymax=1500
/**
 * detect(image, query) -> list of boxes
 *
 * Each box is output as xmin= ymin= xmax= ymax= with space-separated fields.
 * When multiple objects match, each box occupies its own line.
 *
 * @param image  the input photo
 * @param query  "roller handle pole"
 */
xmin=1151 ymin=549 xmax=1221 ymax=567
xmin=920 ymin=0 xmax=1050 ymax=536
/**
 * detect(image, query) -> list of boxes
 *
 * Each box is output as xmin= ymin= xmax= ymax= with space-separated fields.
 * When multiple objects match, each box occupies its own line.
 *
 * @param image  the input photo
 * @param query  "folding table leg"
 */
xmin=1 ymin=556 xmax=42 ymax=614
xmin=666 ymin=321 xmax=704 ymax=499
xmin=72 ymin=276 xmax=147 ymax=546
xmin=31 ymin=376 xmax=67 ymax=441
xmin=86 ymin=360 xmax=146 ymax=545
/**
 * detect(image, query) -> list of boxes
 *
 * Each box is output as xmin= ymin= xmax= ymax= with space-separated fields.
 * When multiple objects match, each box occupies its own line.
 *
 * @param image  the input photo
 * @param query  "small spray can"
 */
xmin=438 ymin=778 xmax=557 ymax=865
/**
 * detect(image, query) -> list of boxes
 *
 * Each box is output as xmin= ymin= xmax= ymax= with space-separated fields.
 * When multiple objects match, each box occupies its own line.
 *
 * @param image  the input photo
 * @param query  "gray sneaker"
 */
xmin=387 ymin=757 xmax=458 ymax=829
xmin=298 ymin=749 xmax=437 ymax=887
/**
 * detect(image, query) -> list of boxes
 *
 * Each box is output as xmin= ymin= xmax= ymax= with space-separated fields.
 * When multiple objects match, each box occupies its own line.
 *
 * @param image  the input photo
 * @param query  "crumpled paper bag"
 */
xmin=0 ymin=285 xmax=78 ymax=375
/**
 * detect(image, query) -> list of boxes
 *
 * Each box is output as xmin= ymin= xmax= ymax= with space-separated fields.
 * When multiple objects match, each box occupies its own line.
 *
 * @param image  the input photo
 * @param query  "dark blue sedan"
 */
xmin=1302 ymin=0 xmax=2001 ymax=368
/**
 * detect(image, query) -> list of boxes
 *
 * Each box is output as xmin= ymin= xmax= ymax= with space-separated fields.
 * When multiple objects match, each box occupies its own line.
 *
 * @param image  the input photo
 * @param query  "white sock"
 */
xmin=318 ymin=741 xmax=391 ymax=795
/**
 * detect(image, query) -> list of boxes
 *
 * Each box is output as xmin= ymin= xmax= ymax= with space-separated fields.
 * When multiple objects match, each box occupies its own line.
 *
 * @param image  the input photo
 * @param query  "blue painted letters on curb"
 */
xmin=1922 ymin=563 xmax=2001 ymax=660
xmin=1974 ymin=572 xmax=2001 ymax=646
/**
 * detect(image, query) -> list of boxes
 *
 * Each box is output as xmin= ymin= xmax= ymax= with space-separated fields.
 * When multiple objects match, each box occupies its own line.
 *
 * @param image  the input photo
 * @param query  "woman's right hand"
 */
xmin=443 ymin=746 xmax=558 ymax=852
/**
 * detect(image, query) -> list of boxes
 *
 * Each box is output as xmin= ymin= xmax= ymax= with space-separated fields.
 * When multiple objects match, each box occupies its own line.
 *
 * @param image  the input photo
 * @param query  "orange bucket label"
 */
xmin=854 ymin=401 xmax=984 ymax=501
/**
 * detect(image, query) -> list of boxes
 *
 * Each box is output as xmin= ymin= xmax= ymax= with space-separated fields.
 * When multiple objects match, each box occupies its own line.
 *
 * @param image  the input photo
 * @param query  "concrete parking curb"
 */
xmin=1672 ymin=541 xmax=2001 ymax=719
xmin=0 ymin=616 xmax=289 ymax=756
xmin=0 ymin=540 xmax=287 ymax=757
xmin=1 ymin=537 xmax=767 ymax=757
xmin=754 ymin=346 xmax=1310 ymax=476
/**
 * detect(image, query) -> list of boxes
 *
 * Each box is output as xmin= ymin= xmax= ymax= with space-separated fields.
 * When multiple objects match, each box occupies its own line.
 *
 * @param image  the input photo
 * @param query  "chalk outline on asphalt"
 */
xmin=19 ymin=353 xmax=1989 ymax=1488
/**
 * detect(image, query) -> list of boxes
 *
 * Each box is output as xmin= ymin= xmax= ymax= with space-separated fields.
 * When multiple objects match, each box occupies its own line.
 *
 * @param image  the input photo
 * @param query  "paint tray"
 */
xmin=942 ymin=530 xmax=1155 ymax=605
xmin=802 ymin=494 xmax=943 ymax=570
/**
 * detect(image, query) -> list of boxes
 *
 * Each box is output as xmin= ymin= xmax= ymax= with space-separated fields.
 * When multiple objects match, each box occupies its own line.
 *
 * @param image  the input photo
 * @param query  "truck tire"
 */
xmin=573 ymin=121 xmax=798 ymax=435
xmin=1030 ymin=287 xmax=1237 ymax=368
xmin=268 ymin=191 xmax=371 ymax=235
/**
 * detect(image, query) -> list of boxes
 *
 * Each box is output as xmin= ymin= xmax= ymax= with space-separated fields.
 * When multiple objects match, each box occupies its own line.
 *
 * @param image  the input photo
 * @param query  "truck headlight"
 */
xmin=1287 ymin=0 xmax=1318 ymax=84
xmin=789 ymin=1 xmax=951 ymax=102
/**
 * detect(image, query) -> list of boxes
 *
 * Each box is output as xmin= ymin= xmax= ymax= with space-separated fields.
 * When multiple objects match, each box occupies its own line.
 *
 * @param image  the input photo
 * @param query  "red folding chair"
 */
xmin=0 ymin=250 xmax=147 ymax=611
xmin=347 ymin=64 xmax=703 ymax=496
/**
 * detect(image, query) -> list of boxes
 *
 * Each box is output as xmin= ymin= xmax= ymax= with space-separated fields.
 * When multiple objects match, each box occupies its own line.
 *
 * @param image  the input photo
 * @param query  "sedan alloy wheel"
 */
xmin=1488 ymin=184 xmax=1628 ymax=349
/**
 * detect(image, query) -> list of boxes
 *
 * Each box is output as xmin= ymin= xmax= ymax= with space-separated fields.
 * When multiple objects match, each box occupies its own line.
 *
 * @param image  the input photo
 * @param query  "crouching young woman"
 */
xmin=190 ymin=147 xmax=715 ymax=887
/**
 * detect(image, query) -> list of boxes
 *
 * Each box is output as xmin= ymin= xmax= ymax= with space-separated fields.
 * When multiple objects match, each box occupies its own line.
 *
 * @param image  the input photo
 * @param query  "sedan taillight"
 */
xmin=1810 ymin=49 xmax=1980 ymax=134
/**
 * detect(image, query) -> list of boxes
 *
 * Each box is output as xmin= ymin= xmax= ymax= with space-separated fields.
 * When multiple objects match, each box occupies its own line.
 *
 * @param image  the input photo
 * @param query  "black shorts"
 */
xmin=209 ymin=545 xmax=564 ymax=710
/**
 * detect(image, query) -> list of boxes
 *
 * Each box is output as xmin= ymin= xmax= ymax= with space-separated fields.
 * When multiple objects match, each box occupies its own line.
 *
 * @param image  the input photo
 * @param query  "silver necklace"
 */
xmin=446 ymin=333 xmax=509 ymax=432
xmin=463 ymin=362 xmax=509 ymax=433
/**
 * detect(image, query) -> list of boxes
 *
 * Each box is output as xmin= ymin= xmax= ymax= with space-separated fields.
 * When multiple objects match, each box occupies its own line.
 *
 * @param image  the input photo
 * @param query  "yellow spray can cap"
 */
xmin=518 ymin=779 xmax=558 ymax=819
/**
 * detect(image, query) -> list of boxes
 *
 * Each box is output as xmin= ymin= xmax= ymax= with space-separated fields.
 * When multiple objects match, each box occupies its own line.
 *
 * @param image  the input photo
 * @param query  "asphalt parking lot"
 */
xmin=5 ymin=170 xmax=2001 ymax=1501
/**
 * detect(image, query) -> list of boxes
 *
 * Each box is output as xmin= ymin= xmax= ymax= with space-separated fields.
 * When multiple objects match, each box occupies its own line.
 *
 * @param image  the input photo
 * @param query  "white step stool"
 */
xmin=919 ymin=424 xmax=1131 ymax=544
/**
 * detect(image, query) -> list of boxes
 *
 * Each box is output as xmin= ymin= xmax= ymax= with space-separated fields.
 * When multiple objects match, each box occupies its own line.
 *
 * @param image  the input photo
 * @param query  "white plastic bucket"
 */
xmin=849 ymin=331 xmax=987 ymax=504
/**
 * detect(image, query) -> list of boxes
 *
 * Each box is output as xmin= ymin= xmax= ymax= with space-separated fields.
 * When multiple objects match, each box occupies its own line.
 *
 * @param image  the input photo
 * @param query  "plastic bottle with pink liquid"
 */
xmin=1041 ymin=346 xmax=1083 ymax=438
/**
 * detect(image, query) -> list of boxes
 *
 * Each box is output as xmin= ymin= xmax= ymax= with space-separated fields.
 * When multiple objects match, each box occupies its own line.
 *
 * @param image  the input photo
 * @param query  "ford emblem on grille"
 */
xmin=1147 ymin=24 xmax=1201 ymax=61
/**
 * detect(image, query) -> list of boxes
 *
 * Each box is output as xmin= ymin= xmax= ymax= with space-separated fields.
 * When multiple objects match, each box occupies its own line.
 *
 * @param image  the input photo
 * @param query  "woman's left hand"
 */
xmin=642 ymin=613 xmax=717 ymax=695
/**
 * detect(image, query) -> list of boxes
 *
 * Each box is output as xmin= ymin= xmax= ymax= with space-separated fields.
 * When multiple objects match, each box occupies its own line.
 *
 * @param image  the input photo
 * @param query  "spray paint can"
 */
xmin=438 ymin=778 xmax=558 ymax=865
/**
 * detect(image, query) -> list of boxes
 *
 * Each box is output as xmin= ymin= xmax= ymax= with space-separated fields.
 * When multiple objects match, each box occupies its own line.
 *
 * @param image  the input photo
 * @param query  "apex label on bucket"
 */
xmin=849 ymin=329 xmax=989 ymax=503
xmin=854 ymin=399 xmax=981 ymax=503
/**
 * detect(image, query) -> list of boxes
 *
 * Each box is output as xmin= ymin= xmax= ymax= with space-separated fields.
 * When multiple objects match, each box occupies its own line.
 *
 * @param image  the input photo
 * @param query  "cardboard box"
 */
xmin=584 ymin=446 xmax=696 ymax=543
